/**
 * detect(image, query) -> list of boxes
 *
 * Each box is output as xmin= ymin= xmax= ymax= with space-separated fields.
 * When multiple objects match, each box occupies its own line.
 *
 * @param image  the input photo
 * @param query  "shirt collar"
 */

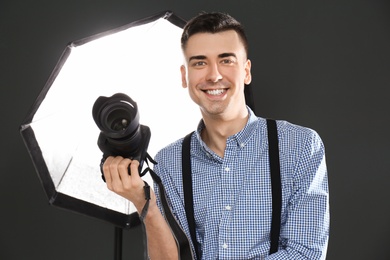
xmin=194 ymin=106 xmax=259 ymax=155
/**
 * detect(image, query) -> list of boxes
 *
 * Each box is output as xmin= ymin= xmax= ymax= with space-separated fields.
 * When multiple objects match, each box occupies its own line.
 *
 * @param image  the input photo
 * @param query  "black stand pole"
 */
xmin=114 ymin=227 xmax=123 ymax=260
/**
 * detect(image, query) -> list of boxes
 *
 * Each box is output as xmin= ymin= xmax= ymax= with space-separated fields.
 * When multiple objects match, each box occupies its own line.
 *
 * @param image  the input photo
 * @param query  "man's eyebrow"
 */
xmin=188 ymin=53 xmax=237 ymax=62
xmin=189 ymin=55 xmax=207 ymax=62
xmin=218 ymin=52 xmax=237 ymax=58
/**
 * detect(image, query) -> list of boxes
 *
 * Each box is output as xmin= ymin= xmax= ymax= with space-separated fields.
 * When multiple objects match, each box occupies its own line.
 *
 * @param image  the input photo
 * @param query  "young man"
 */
xmin=102 ymin=12 xmax=329 ymax=259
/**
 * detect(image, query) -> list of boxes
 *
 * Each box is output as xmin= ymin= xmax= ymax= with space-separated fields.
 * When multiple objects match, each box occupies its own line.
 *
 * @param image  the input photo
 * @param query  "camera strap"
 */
xmin=144 ymin=153 xmax=194 ymax=260
xmin=181 ymin=119 xmax=282 ymax=258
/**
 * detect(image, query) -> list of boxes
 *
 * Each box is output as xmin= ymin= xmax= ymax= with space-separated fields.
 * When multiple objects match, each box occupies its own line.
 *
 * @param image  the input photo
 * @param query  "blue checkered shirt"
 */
xmin=153 ymin=108 xmax=329 ymax=259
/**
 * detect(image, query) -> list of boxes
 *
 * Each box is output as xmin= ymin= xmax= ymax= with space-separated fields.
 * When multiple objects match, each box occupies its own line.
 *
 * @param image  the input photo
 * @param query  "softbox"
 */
xmin=20 ymin=10 xmax=200 ymax=229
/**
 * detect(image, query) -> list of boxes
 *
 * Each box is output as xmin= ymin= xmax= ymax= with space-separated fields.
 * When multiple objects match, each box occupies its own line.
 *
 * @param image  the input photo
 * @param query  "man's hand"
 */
xmin=102 ymin=156 xmax=154 ymax=213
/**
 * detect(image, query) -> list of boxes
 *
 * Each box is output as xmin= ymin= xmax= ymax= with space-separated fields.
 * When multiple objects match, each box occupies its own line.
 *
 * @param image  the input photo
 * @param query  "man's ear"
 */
xmin=180 ymin=65 xmax=188 ymax=88
xmin=244 ymin=59 xmax=252 ymax=85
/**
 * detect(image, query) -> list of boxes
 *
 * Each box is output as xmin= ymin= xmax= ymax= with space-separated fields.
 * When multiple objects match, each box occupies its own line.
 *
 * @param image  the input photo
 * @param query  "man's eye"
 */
xmin=221 ymin=59 xmax=234 ymax=64
xmin=193 ymin=61 xmax=206 ymax=66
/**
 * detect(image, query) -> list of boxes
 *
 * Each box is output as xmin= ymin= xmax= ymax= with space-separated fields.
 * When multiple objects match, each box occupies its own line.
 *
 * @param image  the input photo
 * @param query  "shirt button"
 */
xmin=240 ymin=143 xmax=245 ymax=148
xmin=225 ymin=205 xmax=232 ymax=210
xmin=222 ymin=243 xmax=228 ymax=249
xmin=225 ymin=167 xmax=230 ymax=172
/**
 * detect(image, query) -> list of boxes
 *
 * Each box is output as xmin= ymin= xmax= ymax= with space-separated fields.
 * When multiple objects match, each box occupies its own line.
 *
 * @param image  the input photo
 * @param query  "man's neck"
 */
xmin=201 ymin=109 xmax=249 ymax=158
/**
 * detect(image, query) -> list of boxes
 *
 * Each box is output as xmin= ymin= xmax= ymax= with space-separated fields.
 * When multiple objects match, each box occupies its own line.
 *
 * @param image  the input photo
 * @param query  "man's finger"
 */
xmin=102 ymin=156 xmax=116 ymax=187
xmin=129 ymin=160 xmax=141 ymax=180
xmin=118 ymin=157 xmax=132 ymax=182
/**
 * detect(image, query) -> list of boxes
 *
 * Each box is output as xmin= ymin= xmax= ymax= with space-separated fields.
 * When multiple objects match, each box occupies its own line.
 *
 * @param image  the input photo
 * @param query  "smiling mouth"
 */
xmin=205 ymin=89 xmax=226 ymax=95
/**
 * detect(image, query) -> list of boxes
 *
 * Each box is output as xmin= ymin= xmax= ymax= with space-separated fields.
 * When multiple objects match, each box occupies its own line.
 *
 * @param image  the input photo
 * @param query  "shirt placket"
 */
xmin=218 ymin=142 xmax=237 ymax=258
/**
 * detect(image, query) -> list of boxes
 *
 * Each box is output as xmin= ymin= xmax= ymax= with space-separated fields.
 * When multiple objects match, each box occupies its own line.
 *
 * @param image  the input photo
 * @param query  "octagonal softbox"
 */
xmin=20 ymin=10 xmax=200 ymax=229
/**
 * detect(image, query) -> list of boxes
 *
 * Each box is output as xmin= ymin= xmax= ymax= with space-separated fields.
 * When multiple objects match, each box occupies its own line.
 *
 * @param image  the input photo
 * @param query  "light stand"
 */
xmin=114 ymin=227 xmax=123 ymax=260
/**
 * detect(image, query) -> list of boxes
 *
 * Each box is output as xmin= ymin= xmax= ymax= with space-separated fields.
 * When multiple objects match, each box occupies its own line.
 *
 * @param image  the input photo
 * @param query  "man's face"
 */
xmin=181 ymin=30 xmax=252 ymax=119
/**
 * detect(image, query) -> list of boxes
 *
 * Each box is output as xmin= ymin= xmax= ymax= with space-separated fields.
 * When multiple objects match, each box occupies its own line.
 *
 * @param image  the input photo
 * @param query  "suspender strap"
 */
xmin=182 ymin=131 xmax=199 ymax=259
xmin=182 ymin=119 xmax=282 ymax=257
xmin=266 ymin=119 xmax=282 ymax=254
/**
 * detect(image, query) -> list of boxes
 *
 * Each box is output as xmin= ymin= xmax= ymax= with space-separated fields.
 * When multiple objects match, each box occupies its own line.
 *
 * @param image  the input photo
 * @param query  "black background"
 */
xmin=1 ymin=0 xmax=389 ymax=259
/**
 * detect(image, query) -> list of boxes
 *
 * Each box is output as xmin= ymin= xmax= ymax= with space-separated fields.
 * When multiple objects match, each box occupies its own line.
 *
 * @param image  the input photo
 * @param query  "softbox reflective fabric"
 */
xmin=20 ymin=11 xmax=199 ymax=229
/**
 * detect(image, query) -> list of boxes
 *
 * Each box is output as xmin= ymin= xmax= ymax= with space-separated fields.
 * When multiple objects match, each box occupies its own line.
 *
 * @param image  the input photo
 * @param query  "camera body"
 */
xmin=92 ymin=93 xmax=151 ymax=179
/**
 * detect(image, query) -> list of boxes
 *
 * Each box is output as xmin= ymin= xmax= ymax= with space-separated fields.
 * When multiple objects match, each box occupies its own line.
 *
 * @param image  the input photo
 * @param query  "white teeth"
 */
xmin=206 ymin=89 xmax=225 ymax=95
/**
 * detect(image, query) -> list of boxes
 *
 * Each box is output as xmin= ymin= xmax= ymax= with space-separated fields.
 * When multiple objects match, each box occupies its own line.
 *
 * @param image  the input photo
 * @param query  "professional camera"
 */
xmin=92 ymin=93 xmax=151 ymax=179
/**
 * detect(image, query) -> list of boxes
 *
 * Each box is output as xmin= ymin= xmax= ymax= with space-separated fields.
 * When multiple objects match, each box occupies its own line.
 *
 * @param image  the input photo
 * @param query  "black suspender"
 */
xmin=181 ymin=119 xmax=282 ymax=259
xmin=266 ymin=119 xmax=282 ymax=254
xmin=182 ymin=131 xmax=199 ymax=258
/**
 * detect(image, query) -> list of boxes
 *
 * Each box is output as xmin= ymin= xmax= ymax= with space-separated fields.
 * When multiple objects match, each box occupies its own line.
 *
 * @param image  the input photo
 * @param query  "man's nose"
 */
xmin=206 ymin=63 xmax=223 ymax=82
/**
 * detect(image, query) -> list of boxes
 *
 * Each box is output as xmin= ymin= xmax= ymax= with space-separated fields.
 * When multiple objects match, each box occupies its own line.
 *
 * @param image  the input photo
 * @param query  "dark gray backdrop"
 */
xmin=1 ymin=0 xmax=389 ymax=259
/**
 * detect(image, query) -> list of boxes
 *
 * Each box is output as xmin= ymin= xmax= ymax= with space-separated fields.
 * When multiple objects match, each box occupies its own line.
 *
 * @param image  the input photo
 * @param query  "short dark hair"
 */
xmin=181 ymin=12 xmax=249 ymax=57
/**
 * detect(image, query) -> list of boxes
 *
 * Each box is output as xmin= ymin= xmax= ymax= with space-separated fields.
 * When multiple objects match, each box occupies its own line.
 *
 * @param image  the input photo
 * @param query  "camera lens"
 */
xmin=95 ymin=97 xmax=140 ymax=139
xmin=106 ymin=106 xmax=131 ymax=132
xmin=110 ymin=118 xmax=128 ymax=131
